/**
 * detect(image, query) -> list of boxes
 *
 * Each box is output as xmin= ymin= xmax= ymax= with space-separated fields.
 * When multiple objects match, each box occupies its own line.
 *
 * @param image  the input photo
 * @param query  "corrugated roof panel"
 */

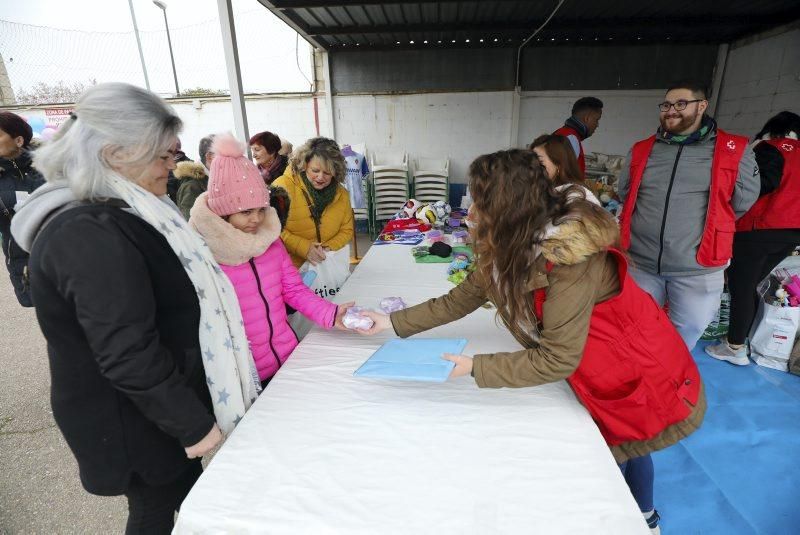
xmin=265 ymin=0 xmax=798 ymax=51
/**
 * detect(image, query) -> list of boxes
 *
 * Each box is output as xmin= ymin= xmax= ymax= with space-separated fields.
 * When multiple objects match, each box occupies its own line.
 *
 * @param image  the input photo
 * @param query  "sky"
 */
xmin=0 ymin=0 xmax=314 ymax=97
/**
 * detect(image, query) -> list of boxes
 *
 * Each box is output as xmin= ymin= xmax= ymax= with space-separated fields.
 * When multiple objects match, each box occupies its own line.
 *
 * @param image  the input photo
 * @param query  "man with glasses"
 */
xmin=617 ymin=81 xmax=759 ymax=352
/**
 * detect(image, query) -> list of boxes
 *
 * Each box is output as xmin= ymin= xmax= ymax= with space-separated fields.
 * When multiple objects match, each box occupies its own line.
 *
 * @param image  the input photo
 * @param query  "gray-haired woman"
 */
xmin=11 ymin=83 xmax=259 ymax=534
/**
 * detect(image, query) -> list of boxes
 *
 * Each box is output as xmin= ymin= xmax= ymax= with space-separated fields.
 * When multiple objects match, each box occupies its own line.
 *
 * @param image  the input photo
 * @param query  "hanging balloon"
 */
xmin=27 ymin=116 xmax=46 ymax=134
xmin=40 ymin=127 xmax=57 ymax=141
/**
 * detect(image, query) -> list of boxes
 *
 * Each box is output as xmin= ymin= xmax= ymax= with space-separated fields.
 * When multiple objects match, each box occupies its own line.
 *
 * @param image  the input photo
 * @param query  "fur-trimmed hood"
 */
xmin=189 ymin=192 xmax=281 ymax=266
xmin=539 ymin=217 xmax=619 ymax=266
xmin=536 ymin=186 xmax=618 ymax=267
xmin=174 ymin=161 xmax=208 ymax=181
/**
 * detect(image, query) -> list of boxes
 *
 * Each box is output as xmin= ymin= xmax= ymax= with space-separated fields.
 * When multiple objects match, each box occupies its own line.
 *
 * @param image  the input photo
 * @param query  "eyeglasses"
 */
xmin=658 ymin=99 xmax=704 ymax=112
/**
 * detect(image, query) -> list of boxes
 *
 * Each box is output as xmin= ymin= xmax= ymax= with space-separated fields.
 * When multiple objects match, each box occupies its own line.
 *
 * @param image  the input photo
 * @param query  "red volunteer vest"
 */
xmin=736 ymin=138 xmax=800 ymax=232
xmin=619 ymin=129 xmax=748 ymax=267
xmin=533 ymin=249 xmax=700 ymax=446
xmin=553 ymin=125 xmax=585 ymax=176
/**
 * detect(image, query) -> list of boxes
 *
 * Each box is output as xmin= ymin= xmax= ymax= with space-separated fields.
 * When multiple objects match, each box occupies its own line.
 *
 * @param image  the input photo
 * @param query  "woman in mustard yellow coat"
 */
xmin=272 ymin=137 xmax=354 ymax=267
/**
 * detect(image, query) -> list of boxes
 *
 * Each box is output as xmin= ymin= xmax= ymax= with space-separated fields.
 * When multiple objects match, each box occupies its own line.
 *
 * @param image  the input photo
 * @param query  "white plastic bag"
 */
xmin=749 ymin=301 xmax=800 ymax=372
xmin=289 ymin=245 xmax=351 ymax=340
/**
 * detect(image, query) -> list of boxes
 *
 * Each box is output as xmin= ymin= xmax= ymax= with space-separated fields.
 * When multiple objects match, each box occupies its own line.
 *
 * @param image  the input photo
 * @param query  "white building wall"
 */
xmin=333 ymin=91 xmax=512 ymax=181
xmin=716 ymin=28 xmax=800 ymax=136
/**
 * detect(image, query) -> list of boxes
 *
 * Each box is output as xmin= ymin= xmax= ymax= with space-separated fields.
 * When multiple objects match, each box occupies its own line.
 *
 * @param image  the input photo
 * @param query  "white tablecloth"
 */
xmin=175 ymin=244 xmax=649 ymax=534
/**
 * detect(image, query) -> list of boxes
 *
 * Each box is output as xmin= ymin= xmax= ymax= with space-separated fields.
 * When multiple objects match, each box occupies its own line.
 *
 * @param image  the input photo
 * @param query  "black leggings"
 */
xmin=727 ymin=231 xmax=800 ymax=345
xmin=124 ymin=461 xmax=202 ymax=534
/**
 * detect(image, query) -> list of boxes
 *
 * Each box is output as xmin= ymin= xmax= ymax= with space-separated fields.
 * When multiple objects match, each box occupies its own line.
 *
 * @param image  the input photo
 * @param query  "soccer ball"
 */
xmin=416 ymin=204 xmax=438 ymax=224
xmin=432 ymin=200 xmax=451 ymax=220
xmin=399 ymin=199 xmax=422 ymax=219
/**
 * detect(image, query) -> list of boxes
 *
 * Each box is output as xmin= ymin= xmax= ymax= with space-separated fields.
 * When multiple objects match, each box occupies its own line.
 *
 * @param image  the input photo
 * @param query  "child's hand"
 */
xmin=333 ymin=301 xmax=355 ymax=330
xmin=442 ymin=353 xmax=473 ymax=379
xmin=356 ymin=310 xmax=393 ymax=335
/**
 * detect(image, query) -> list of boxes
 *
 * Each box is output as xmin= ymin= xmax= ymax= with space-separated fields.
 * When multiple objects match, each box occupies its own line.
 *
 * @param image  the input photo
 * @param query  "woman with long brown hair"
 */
xmin=359 ymin=149 xmax=705 ymax=534
xmin=530 ymin=134 xmax=584 ymax=186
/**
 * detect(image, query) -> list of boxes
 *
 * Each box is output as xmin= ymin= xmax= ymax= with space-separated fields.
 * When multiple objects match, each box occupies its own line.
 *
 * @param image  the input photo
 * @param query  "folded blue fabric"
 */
xmin=354 ymin=338 xmax=468 ymax=382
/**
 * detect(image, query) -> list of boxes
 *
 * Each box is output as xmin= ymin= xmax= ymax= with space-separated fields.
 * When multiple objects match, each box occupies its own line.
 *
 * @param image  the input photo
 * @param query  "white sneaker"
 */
xmin=705 ymin=340 xmax=749 ymax=366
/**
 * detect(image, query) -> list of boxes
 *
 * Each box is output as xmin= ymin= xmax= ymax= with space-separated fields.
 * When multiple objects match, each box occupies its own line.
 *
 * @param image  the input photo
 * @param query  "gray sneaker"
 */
xmin=705 ymin=341 xmax=749 ymax=366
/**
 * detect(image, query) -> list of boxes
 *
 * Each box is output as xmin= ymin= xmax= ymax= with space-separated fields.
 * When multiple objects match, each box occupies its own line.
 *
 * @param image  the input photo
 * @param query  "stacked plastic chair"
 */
xmin=369 ymin=149 xmax=410 ymax=238
xmin=411 ymin=156 xmax=449 ymax=205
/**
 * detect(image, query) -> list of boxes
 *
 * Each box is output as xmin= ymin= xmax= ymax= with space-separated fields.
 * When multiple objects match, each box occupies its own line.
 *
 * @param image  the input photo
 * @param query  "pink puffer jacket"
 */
xmin=189 ymin=193 xmax=337 ymax=381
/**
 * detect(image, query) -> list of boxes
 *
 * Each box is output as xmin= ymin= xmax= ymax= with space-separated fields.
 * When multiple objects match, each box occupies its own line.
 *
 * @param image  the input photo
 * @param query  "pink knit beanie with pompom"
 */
xmin=207 ymin=133 xmax=270 ymax=216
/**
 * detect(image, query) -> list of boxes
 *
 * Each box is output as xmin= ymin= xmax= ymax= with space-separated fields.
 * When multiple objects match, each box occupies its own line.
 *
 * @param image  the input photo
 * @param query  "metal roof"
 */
xmin=258 ymin=0 xmax=799 ymax=51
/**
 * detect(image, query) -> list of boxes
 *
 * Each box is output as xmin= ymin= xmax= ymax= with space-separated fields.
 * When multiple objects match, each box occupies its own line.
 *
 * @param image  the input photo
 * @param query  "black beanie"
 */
xmin=429 ymin=241 xmax=452 ymax=258
xmin=0 ymin=112 xmax=33 ymax=148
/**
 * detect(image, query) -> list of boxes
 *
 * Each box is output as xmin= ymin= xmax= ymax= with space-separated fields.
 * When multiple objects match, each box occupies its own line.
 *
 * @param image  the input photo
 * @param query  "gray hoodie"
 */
xmin=618 ymin=129 xmax=760 ymax=276
xmin=10 ymin=183 xmax=77 ymax=253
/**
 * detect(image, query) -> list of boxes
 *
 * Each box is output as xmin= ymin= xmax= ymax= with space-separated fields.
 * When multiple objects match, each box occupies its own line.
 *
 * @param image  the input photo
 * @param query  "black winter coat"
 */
xmin=29 ymin=203 xmax=215 ymax=496
xmin=0 ymin=151 xmax=45 ymax=306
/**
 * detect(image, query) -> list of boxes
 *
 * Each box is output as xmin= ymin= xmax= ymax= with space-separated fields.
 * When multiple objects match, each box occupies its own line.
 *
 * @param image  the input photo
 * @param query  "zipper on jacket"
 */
xmin=249 ymin=259 xmax=283 ymax=371
xmin=656 ymin=145 xmax=684 ymax=274
xmin=11 ymin=160 xmax=24 ymax=182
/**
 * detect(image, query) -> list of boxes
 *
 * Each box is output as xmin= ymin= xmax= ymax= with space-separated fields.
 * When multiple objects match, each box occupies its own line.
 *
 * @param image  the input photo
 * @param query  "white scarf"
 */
xmin=106 ymin=174 xmax=260 ymax=436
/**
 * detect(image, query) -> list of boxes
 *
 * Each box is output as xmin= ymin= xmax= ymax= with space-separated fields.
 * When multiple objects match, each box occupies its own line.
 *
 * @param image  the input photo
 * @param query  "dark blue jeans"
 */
xmin=619 ymin=454 xmax=654 ymax=513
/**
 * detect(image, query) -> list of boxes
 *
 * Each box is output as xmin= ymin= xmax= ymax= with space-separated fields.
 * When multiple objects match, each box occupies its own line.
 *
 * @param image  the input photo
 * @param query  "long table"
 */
xmin=174 ymin=243 xmax=649 ymax=534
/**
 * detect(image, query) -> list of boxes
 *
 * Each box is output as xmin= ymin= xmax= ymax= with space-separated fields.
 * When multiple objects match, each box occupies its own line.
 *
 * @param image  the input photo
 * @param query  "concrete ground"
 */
xmin=0 ymin=230 xmax=373 ymax=533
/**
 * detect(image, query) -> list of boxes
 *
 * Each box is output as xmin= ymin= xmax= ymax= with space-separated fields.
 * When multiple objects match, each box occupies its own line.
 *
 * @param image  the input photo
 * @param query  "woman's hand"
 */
xmin=442 ymin=353 xmax=473 ymax=379
xmin=306 ymin=243 xmax=327 ymax=265
xmin=356 ymin=310 xmax=393 ymax=335
xmin=333 ymin=301 xmax=355 ymax=330
xmin=185 ymin=423 xmax=223 ymax=459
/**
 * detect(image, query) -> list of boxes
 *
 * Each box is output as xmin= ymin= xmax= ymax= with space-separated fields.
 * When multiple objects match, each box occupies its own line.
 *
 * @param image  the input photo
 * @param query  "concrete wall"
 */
xmin=333 ymin=91 xmax=512 ymax=181
xmin=333 ymin=89 xmax=663 ymax=181
xmin=716 ymin=27 xmax=800 ymax=136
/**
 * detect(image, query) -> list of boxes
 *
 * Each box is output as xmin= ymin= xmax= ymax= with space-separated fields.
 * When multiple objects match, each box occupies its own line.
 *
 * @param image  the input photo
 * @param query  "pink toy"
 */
xmin=343 ymin=307 xmax=375 ymax=330
xmin=785 ymin=275 xmax=800 ymax=299
xmin=451 ymin=229 xmax=469 ymax=244
xmin=427 ymin=229 xmax=444 ymax=243
xmin=380 ymin=297 xmax=406 ymax=313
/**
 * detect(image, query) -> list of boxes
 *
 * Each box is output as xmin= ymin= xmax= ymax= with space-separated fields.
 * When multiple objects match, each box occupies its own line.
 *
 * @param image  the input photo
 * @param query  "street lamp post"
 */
xmin=128 ymin=0 xmax=150 ymax=90
xmin=153 ymin=0 xmax=180 ymax=96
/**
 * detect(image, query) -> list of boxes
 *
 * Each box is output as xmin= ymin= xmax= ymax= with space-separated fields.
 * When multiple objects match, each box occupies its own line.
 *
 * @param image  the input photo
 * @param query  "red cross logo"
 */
xmin=727 ymin=140 xmax=736 ymax=150
xmin=781 ymin=143 xmax=794 ymax=152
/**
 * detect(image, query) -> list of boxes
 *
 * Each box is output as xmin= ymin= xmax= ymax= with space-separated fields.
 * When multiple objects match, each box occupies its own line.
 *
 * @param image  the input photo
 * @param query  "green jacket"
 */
xmin=174 ymin=161 xmax=208 ymax=220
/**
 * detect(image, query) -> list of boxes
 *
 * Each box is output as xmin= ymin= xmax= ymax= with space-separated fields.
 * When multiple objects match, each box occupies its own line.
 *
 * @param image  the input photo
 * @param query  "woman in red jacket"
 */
xmin=361 ymin=150 xmax=705 ymax=534
xmin=706 ymin=111 xmax=800 ymax=365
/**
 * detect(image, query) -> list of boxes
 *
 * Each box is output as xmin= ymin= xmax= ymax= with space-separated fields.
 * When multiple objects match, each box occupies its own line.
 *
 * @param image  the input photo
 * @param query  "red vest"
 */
xmin=736 ymin=138 xmax=800 ymax=232
xmin=553 ymin=125 xmax=585 ymax=176
xmin=534 ymin=249 xmax=700 ymax=446
xmin=619 ymin=129 xmax=748 ymax=267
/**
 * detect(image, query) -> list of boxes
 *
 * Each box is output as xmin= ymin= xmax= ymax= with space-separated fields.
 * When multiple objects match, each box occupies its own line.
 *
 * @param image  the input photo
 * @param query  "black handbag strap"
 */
xmin=300 ymin=187 xmax=322 ymax=243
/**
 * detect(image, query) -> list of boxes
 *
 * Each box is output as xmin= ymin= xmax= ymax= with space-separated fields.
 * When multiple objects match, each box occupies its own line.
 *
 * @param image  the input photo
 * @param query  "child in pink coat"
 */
xmin=190 ymin=134 xmax=351 ymax=387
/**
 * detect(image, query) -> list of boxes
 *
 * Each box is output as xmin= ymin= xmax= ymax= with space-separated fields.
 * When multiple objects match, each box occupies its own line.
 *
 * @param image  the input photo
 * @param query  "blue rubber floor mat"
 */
xmin=654 ymin=341 xmax=800 ymax=534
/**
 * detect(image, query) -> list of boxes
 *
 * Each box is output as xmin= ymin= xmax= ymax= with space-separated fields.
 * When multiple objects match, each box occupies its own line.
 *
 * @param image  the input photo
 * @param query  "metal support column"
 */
xmin=216 ymin=0 xmax=250 ymax=147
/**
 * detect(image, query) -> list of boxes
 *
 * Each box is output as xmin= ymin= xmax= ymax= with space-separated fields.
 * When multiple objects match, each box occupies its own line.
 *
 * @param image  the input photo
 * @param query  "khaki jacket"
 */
xmin=391 ymin=219 xmax=705 ymax=462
